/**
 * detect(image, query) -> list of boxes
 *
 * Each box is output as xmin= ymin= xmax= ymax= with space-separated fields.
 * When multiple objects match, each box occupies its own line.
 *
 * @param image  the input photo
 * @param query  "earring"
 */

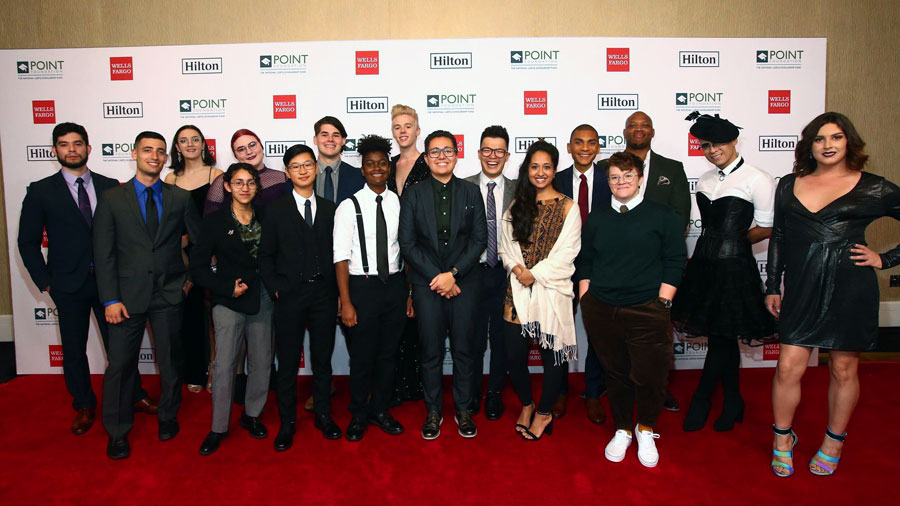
xmin=177 ymin=152 xmax=183 ymax=162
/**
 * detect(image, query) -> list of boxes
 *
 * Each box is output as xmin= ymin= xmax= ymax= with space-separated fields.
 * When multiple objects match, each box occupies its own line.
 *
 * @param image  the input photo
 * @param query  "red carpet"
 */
xmin=1 ymin=363 xmax=899 ymax=505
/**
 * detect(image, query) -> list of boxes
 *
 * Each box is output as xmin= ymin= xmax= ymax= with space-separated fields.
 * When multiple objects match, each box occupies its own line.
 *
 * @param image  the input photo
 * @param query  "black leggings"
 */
xmin=696 ymin=337 xmax=741 ymax=398
xmin=503 ymin=321 xmax=567 ymax=413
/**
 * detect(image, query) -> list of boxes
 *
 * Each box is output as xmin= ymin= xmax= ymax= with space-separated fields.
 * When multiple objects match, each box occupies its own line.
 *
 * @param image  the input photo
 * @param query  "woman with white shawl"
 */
xmin=499 ymin=141 xmax=581 ymax=441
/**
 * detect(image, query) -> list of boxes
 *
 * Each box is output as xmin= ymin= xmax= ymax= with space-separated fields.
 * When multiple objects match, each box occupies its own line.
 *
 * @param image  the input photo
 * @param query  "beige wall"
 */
xmin=1 ymin=0 xmax=898 ymax=314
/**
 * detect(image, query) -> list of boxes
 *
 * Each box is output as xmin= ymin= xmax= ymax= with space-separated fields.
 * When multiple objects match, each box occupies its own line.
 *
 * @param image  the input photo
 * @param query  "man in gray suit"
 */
xmin=464 ymin=125 xmax=517 ymax=420
xmin=94 ymin=131 xmax=202 ymax=459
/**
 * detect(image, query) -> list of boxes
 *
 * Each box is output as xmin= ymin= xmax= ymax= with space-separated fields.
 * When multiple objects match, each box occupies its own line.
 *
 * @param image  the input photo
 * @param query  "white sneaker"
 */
xmin=605 ymin=430 xmax=632 ymax=462
xmin=634 ymin=424 xmax=660 ymax=468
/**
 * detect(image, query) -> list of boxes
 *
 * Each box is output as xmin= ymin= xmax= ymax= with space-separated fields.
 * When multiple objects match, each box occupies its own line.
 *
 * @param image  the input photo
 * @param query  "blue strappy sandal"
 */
xmin=771 ymin=425 xmax=797 ymax=477
xmin=809 ymin=427 xmax=846 ymax=476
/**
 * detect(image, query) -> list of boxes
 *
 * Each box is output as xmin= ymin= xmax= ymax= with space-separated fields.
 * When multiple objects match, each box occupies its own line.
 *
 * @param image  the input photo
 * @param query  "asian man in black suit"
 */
xmin=18 ymin=122 xmax=156 ymax=436
xmin=399 ymin=130 xmax=487 ymax=440
xmin=94 ymin=131 xmax=202 ymax=459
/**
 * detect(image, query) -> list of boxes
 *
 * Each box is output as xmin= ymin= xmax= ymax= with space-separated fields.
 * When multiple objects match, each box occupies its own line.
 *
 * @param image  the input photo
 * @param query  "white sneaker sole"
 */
xmin=638 ymin=454 xmax=659 ymax=468
xmin=421 ymin=417 xmax=443 ymax=441
xmin=454 ymin=415 xmax=477 ymax=438
xmin=605 ymin=449 xmax=627 ymax=462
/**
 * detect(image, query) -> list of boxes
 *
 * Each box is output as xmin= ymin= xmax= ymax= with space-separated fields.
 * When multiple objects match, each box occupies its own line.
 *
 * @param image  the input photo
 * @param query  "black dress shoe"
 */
xmin=240 ymin=411 xmax=268 ymax=439
xmin=107 ymin=437 xmax=130 ymax=459
xmin=664 ymin=390 xmax=680 ymax=412
xmin=314 ymin=414 xmax=342 ymax=440
xmin=683 ymin=394 xmax=712 ymax=432
xmin=158 ymin=420 xmax=179 ymax=441
xmin=368 ymin=411 xmax=404 ymax=435
xmin=422 ymin=409 xmax=443 ymax=440
xmin=455 ymin=410 xmax=477 ymax=438
xmin=345 ymin=418 xmax=367 ymax=442
xmin=484 ymin=393 xmax=504 ymax=421
xmin=199 ymin=431 xmax=227 ymax=456
xmin=273 ymin=422 xmax=296 ymax=451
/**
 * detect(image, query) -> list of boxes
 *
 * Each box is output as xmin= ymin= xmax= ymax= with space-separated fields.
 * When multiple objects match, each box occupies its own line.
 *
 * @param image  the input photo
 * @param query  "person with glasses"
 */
xmin=259 ymin=144 xmax=342 ymax=450
xmin=165 ymin=125 xmax=222 ymax=395
xmin=576 ymin=151 xmax=686 ymax=466
xmin=399 ymin=130 xmax=487 ymax=440
xmin=191 ymin=163 xmax=273 ymax=455
xmin=463 ymin=125 xmax=516 ymax=420
xmin=673 ymin=113 xmax=776 ymax=433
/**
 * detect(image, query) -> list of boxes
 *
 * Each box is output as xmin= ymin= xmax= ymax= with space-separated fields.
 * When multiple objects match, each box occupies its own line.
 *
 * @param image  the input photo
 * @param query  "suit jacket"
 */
xmin=597 ymin=150 xmax=691 ymax=229
xmin=18 ymin=170 xmax=119 ymax=293
xmin=326 ymin=160 xmax=365 ymax=204
xmin=258 ymin=193 xmax=337 ymax=300
xmin=93 ymin=179 xmax=201 ymax=313
xmin=555 ymin=162 xmax=613 ymax=213
xmin=399 ymin=176 xmax=487 ymax=288
xmin=190 ymin=206 xmax=265 ymax=314
xmin=462 ymin=173 xmax=517 ymax=216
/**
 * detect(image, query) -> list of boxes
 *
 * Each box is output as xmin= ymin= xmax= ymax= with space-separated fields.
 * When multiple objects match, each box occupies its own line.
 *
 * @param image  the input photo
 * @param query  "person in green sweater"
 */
xmin=575 ymin=151 xmax=686 ymax=468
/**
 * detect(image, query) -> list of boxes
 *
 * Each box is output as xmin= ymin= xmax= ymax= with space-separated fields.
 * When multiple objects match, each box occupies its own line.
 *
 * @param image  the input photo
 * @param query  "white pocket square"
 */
xmin=657 ymin=175 xmax=670 ymax=186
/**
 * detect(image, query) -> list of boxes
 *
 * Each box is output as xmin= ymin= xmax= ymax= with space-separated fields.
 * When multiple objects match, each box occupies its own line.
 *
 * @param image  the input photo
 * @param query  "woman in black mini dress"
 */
xmin=766 ymin=112 xmax=900 ymax=477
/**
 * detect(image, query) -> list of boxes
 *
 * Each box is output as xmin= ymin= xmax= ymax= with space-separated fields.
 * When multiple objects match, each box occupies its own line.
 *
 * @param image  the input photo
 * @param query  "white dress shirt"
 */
xmin=696 ymin=155 xmax=776 ymax=227
xmin=478 ymin=172 xmax=504 ymax=264
xmin=333 ymin=185 xmax=402 ymax=275
xmin=611 ymin=193 xmax=644 ymax=213
xmin=572 ymin=165 xmax=595 ymax=212
xmin=292 ymin=189 xmax=317 ymax=223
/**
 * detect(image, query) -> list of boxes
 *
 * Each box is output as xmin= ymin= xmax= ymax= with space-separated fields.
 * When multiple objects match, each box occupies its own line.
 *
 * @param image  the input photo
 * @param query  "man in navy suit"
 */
xmin=17 ymin=122 xmax=156 ymax=436
xmin=554 ymin=124 xmax=610 ymax=424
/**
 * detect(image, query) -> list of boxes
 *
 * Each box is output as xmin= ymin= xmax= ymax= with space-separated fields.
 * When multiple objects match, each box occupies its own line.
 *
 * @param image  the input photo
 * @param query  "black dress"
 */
xmin=766 ymin=172 xmax=900 ymax=351
xmin=672 ymin=195 xmax=776 ymax=341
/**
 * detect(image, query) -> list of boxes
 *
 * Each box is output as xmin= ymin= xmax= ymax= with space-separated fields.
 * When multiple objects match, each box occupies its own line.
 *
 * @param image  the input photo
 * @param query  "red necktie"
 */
xmin=578 ymin=174 xmax=589 ymax=228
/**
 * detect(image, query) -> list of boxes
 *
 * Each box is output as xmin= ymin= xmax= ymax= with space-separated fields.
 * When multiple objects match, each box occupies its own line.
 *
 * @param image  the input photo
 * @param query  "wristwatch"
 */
xmin=450 ymin=267 xmax=459 ymax=279
xmin=658 ymin=297 xmax=673 ymax=309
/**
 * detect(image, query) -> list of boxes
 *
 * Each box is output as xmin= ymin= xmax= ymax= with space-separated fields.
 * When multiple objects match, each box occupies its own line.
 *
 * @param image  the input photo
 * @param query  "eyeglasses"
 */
xmin=479 ymin=147 xmax=507 ymax=157
xmin=178 ymin=136 xmax=202 ymax=145
xmin=608 ymin=173 xmax=638 ymax=184
xmin=230 ymin=180 xmax=257 ymax=189
xmin=234 ymin=141 xmax=259 ymax=154
xmin=427 ymin=147 xmax=457 ymax=158
xmin=287 ymin=162 xmax=316 ymax=172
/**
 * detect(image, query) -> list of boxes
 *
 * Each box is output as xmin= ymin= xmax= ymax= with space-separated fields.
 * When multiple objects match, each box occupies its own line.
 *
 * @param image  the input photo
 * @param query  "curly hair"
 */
xmin=357 ymin=134 xmax=392 ymax=159
xmin=510 ymin=140 xmax=559 ymax=246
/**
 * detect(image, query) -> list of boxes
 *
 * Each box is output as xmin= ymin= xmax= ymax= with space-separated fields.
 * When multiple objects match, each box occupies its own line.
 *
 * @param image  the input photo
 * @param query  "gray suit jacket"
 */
xmin=463 ymin=173 xmax=516 ymax=216
xmin=93 ymin=178 xmax=202 ymax=313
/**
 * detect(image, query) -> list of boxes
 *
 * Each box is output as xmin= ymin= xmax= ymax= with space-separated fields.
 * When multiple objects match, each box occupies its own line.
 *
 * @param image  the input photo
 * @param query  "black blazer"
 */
xmin=93 ymin=179 xmax=202 ymax=313
xmin=258 ymin=193 xmax=337 ymax=299
xmin=597 ymin=150 xmax=691 ymax=229
xmin=190 ymin=206 xmax=266 ymax=314
xmin=18 ymin=170 xmax=119 ymax=293
xmin=555 ymin=163 xmax=612 ymax=213
xmin=398 ymin=176 xmax=486 ymax=288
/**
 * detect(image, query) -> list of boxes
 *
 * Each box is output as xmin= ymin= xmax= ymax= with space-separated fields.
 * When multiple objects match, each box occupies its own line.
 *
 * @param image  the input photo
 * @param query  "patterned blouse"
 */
xmin=503 ymin=196 xmax=571 ymax=324
xmin=232 ymin=209 xmax=262 ymax=260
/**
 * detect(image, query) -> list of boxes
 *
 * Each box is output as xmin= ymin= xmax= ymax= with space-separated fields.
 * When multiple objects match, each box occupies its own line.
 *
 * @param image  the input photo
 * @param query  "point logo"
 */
xmin=179 ymin=98 xmax=227 ymax=118
xmin=346 ymin=96 xmax=389 ymax=113
xmin=430 ymin=52 xmax=472 ymax=69
xmin=606 ymin=48 xmax=630 ymax=72
xmin=344 ymin=139 xmax=358 ymax=153
xmin=49 ymin=345 xmax=64 ymax=366
xmin=32 ymin=100 xmax=56 ymax=124
xmin=425 ymin=93 xmax=477 ymax=114
xmin=514 ymin=137 xmax=557 ymax=153
xmin=264 ymin=140 xmax=306 ymax=158
xmin=17 ymin=59 xmax=64 ymax=80
xmin=454 ymin=135 xmax=465 ymax=159
xmin=679 ymin=51 xmax=720 ymax=67
xmin=273 ymin=95 xmax=297 ymax=119
xmin=598 ymin=134 xmax=626 ymax=153
xmin=510 ymin=50 xmax=559 ymax=70
xmin=757 ymin=49 xmax=804 ymax=69
xmin=103 ymin=101 xmax=143 ymax=119
xmin=675 ymin=91 xmax=724 ymax=113
xmin=524 ymin=91 xmax=548 ymax=115
xmin=687 ymin=218 xmax=703 ymax=237
xmin=26 ymin=145 xmax=55 ymax=161
xmin=35 ymin=306 xmax=59 ymax=325
xmin=597 ymin=93 xmax=639 ymax=110
xmin=759 ymin=135 xmax=798 ymax=151
xmin=109 ymin=57 xmax=133 ymax=80
xmin=687 ymin=133 xmax=704 ymax=157
xmin=768 ymin=90 xmax=791 ymax=114
xmin=355 ymin=51 xmax=379 ymax=75
xmin=259 ymin=53 xmax=308 ymax=74
xmin=181 ymin=57 xmax=222 ymax=74
xmin=101 ymin=142 xmax=135 ymax=161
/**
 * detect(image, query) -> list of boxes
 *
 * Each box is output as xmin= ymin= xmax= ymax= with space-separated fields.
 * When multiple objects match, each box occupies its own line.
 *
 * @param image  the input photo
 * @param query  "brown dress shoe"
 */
xmin=133 ymin=397 xmax=159 ymax=415
xmin=551 ymin=393 xmax=568 ymax=418
xmin=71 ymin=407 xmax=95 ymax=435
xmin=585 ymin=397 xmax=606 ymax=425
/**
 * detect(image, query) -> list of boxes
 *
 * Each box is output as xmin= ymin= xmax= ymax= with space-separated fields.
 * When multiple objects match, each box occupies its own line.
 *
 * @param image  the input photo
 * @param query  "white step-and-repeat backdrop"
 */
xmin=1 ymin=37 xmax=825 ymax=375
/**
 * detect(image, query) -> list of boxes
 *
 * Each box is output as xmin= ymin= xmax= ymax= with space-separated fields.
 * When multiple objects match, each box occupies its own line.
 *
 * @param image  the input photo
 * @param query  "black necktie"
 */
xmin=324 ymin=166 xmax=335 ymax=202
xmin=376 ymin=195 xmax=389 ymax=282
xmin=304 ymin=199 xmax=313 ymax=226
xmin=619 ymin=205 xmax=628 ymax=213
xmin=76 ymin=177 xmax=92 ymax=228
xmin=145 ymin=187 xmax=159 ymax=238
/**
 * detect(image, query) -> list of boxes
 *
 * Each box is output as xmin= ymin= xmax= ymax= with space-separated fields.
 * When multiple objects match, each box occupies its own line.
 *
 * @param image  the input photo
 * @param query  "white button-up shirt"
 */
xmin=696 ymin=155 xmax=776 ymax=227
xmin=572 ymin=165 xmax=595 ymax=212
xmin=333 ymin=185 xmax=402 ymax=275
xmin=292 ymin=190 xmax=317 ymax=223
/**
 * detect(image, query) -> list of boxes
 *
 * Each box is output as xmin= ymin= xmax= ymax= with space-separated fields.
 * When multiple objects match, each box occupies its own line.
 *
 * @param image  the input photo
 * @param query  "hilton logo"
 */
xmin=259 ymin=53 xmax=308 ymax=74
xmin=597 ymin=94 xmax=639 ymax=110
xmin=181 ymin=57 xmax=222 ymax=74
xmin=688 ymin=178 xmax=699 ymax=193
xmin=26 ymin=145 xmax=55 ymax=161
xmin=514 ymin=137 xmax=557 ymax=153
xmin=17 ymin=59 xmax=64 ymax=80
xmin=139 ymin=347 xmax=156 ymax=364
xmin=103 ymin=101 xmax=143 ymax=118
xmin=264 ymin=140 xmax=306 ymax=158
xmin=346 ymin=96 xmax=389 ymax=113
xmin=759 ymin=135 xmax=798 ymax=151
xmin=430 ymin=52 xmax=472 ymax=69
xmin=679 ymin=51 xmax=720 ymax=67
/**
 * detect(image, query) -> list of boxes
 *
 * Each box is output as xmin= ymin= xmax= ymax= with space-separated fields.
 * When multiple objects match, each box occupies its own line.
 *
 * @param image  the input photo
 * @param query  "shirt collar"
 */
xmin=132 ymin=177 xmax=162 ymax=194
xmin=292 ymin=189 xmax=314 ymax=204
xmin=719 ymin=155 xmax=743 ymax=177
xmin=611 ymin=194 xmax=643 ymax=213
xmin=574 ymin=165 xmax=594 ymax=181
xmin=479 ymin=172 xmax=503 ymax=188
xmin=61 ymin=169 xmax=91 ymax=187
xmin=318 ymin=159 xmax=340 ymax=173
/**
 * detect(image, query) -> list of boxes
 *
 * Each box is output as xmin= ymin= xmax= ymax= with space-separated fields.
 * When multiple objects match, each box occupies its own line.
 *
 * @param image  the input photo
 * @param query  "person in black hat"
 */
xmin=672 ymin=113 xmax=777 ymax=432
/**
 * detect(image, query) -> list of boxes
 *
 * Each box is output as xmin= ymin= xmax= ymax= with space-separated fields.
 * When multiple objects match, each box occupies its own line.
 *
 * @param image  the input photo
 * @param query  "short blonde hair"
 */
xmin=391 ymin=104 xmax=419 ymax=124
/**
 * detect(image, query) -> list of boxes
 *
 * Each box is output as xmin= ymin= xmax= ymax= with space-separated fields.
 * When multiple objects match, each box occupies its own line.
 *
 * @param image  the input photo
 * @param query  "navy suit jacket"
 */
xmin=332 ymin=160 xmax=365 ymax=204
xmin=555 ymin=162 xmax=612 ymax=213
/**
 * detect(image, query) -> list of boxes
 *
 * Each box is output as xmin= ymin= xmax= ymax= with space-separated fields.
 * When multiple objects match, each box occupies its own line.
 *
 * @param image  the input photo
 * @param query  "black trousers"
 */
xmin=347 ymin=273 xmax=407 ymax=418
xmin=581 ymin=292 xmax=672 ymax=430
xmin=471 ymin=263 xmax=509 ymax=401
xmin=179 ymin=285 xmax=209 ymax=386
xmin=49 ymin=276 xmax=147 ymax=410
xmin=273 ymin=285 xmax=337 ymax=421
xmin=503 ymin=321 xmax=567 ymax=413
xmin=102 ymin=294 xmax=182 ymax=439
xmin=413 ymin=275 xmax=480 ymax=413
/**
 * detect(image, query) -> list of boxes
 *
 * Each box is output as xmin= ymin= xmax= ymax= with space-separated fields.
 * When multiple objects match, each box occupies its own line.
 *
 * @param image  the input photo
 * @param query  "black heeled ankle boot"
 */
xmin=683 ymin=393 xmax=712 ymax=432
xmin=713 ymin=395 xmax=744 ymax=431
